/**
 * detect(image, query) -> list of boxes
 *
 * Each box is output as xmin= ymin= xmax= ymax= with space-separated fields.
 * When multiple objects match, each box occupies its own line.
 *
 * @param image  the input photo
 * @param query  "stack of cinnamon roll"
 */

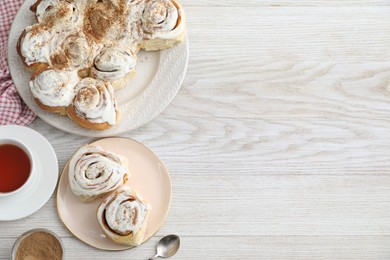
xmin=17 ymin=0 xmax=186 ymax=130
xmin=68 ymin=144 xmax=151 ymax=246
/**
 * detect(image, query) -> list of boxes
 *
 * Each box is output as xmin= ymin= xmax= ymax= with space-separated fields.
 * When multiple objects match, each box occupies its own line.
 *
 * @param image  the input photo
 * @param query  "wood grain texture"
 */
xmin=2 ymin=0 xmax=390 ymax=259
xmin=183 ymin=1 xmax=390 ymax=7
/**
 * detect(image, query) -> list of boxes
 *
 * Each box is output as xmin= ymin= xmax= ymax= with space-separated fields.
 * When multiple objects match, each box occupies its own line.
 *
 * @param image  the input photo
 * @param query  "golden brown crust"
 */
xmin=35 ymin=98 xmax=68 ymax=115
xmin=30 ymin=65 xmax=49 ymax=80
xmin=66 ymin=104 xmax=120 ymax=130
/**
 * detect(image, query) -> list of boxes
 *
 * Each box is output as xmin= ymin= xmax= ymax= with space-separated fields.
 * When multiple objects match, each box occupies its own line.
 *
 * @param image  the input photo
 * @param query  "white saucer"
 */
xmin=0 ymin=125 xmax=58 ymax=221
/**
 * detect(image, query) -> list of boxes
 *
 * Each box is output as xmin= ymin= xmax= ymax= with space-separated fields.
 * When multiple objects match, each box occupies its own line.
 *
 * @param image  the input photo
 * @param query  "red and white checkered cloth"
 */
xmin=0 ymin=0 xmax=36 ymax=125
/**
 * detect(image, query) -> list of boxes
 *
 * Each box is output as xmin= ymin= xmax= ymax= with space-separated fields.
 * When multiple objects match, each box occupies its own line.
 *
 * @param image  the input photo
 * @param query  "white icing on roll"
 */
xmin=91 ymin=46 xmax=136 ymax=81
xmin=118 ymin=21 xmax=143 ymax=51
xmin=30 ymin=69 xmax=80 ymax=107
xmin=141 ymin=0 xmax=185 ymax=39
xmin=35 ymin=0 xmax=80 ymax=25
xmin=61 ymin=33 xmax=101 ymax=68
xmin=72 ymin=78 xmax=118 ymax=125
xmin=69 ymin=145 xmax=129 ymax=201
xmin=20 ymin=25 xmax=71 ymax=65
xmin=98 ymin=186 xmax=149 ymax=236
xmin=127 ymin=0 xmax=145 ymax=21
xmin=20 ymin=26 xmax=53 ymax=65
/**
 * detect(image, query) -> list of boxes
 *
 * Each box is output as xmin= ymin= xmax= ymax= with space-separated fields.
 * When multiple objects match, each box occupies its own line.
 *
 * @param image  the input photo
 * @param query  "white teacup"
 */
xmin=0 ymin=138 xmax=35 ymax=197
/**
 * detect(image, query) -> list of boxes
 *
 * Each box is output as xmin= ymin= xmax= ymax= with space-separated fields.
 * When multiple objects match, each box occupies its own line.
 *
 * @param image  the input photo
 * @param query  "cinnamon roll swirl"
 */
xmin=17 ymin=26 xmax=54 ymax=71
xmin=31 ymin=0 xmax=80 ymax=26
xmin=17 ymin=24 xmax=72 ymax=71
xmin=69 ymin=145 xmax=129 ymax=202
xmin=97 ymin=186 xmax=151 ymax=246
xmin=139 ymin=0 xmax=186 ymax=51
xmin=66 ymin=78 xmax=119 ymax=130
xmin=30 ymin=68 xmax=80 ymax=115
xmin=90 ymin=46 xmax=137 ymax=89
xmin=51 ymin=33 xmax=101 ymax=70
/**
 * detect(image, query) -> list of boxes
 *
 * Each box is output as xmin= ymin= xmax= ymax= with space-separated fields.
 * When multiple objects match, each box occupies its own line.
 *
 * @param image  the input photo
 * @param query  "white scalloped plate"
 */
xmin=8 ymin=0 xmax=189 ymax=137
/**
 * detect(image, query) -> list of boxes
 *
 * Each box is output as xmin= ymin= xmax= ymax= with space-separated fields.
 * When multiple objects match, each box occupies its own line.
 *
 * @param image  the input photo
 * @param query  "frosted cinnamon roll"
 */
xmin=97 ymin=186 xmax=151 ymax=246
xmin=51 ymin=33 xmax=101 ymax=70
xmin=140 ymin=0 xmax=186 ymax=51
xmin=17 ymin=24 xmax=72 ymax=71
xmin=17 ymin=26 xmax=53 ymax=71
xmin=69 ymin=145 xmax=129 ymax=202
xmin=30 ymin=68 xmax=80 ymax=115
xmin=90 ymin=46 xmax=137 ymax=89
xmin=30 ymin=0 xmax=80 ymax=26
xmin=67 ymin=78 xmax=119 ymax=130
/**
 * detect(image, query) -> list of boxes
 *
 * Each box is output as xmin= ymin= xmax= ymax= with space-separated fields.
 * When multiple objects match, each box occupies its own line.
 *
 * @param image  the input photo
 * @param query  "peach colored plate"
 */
xmin=56 ymin=137 xmax=172 ymax=250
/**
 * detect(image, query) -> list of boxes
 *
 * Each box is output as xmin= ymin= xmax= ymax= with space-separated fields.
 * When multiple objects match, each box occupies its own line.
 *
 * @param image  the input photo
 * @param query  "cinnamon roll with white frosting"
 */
xmin=67 ymin=78 xmax=119 ymax=130
xmin=97 ymin=186 xmax=151 ymax=246
xmin=17 ymin=24 xmax=72 ymax=71
xmin=17 ymin=25 xmax=54 ymax=71
xmin=18 ymin=0 xmax=80 ymax=71
xmin=30 ymin=68 xmax=80 ymax=115
xmin=51 ymin=33 xmax=101 ymax=70
xmin=69 ymin=144 xmax=129 ymax=202
xmin=139 ymin=0 xmax=186 ymax=51
xmin=90 ymin=46 xmax=137 ymax=89
xmin=31 ymin=0 xmax=80 ymax=26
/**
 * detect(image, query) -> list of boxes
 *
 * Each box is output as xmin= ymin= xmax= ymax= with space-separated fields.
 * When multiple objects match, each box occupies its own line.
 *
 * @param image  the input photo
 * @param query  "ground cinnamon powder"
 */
xmin=15 ymin=232 xmax=63 ymax=260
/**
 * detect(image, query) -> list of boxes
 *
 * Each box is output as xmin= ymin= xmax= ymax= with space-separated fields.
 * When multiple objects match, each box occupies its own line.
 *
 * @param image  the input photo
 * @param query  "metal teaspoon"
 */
xmin=149 ymin=234 xmax=180 ymax=260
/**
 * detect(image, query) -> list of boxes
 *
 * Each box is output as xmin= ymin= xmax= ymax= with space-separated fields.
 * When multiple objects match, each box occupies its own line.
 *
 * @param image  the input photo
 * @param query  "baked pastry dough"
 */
xmin=18 ymin=0 xmax=186 ymax=130
xmin=97 ymin=186 xmax=151 ymax=246
xmin=30 ymin=68 xmax=80 ymax=115
xmin=68 ymin=144 xmax=129 ymax=202
xmin=90 ymin=46 xmax=137 ymax=90
xmin=67 ymin=78 xmax=119 ymax=130
xmin=17 ymin=0 xmax=80 ymax=71
xmin=139 ymin=0 xmax=186 ymax=51
xmin=52 ymin=32 xmax=101 ymax=70
xmin=30 ymin=0 xmax=80 ymax=24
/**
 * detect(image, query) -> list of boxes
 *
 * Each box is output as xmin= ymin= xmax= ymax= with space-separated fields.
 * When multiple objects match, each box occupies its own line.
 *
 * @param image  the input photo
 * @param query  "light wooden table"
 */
xmin=2 ymin=0 xmax=390 ymax=259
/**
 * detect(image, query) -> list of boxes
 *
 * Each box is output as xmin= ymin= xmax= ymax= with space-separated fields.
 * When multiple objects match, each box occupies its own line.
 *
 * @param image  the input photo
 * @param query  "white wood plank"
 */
xmin=2 ymin=236 xmax=390 ymax=259
xmin=2 ymin=173 xmax=390 ymax=237
xmin=170 ymin=61 xmax=390 ymax=119
xmin=185 ymin=7 xmax=390 ymax=61
xmin=22 ymin=115 xmax=390 ymax=177
xmin=182 ymin=0 xmax=390 ymax=7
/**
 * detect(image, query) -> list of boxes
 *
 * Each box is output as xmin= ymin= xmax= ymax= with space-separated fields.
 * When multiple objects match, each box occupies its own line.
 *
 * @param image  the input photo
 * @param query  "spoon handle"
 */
xmin=149 ymin=254 xmax=159 ymax=260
